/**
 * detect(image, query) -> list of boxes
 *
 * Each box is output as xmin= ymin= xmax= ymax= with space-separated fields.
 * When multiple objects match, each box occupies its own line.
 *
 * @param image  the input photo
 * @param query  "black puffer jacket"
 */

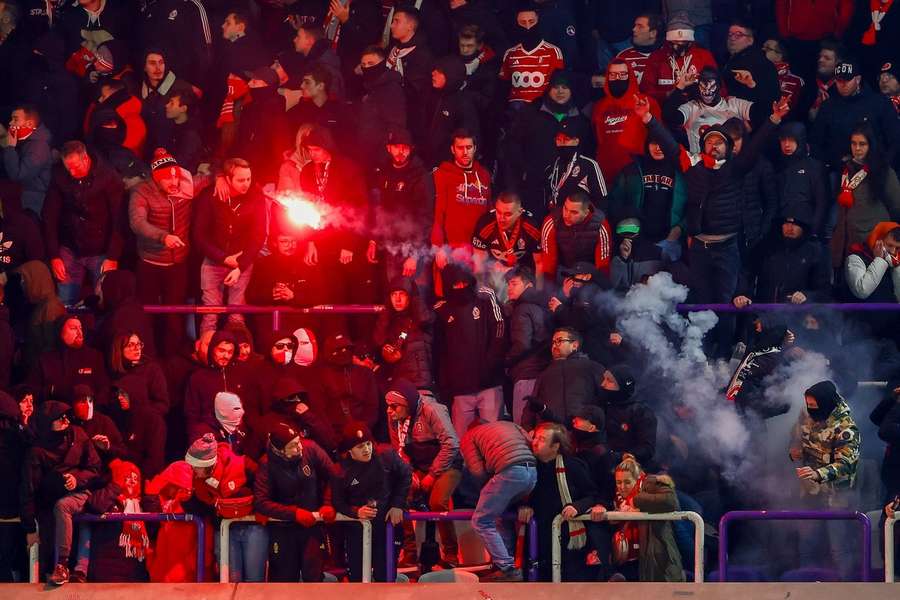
xmin=525 ymin=352 xmax=606 ymax=439
xmin=550 ymin=204 xmax=608 ymax=271
xmin=740 ymin=154 xmax=777 ymax=249
xmin=775 ymin=122 xmax=829 ymax=237
xmin=747 ymin=232 xmax=831 ymax=303
xmin=422 ymin=55 xmax=481 ymax=167
xmin=331 ymin=446 xmax=411 ymax=519
xmin=253 ymin=438 xmax=335 ymax=521
xmin=506 ymin=286 xmax=552 ymax=382
xmin=870 ymin=379 xmax=900 ymax=497
xmin=373 ymin=277 xmax=435 ymax=389
xmin=602 ymin=367 xmax=658 ymax=467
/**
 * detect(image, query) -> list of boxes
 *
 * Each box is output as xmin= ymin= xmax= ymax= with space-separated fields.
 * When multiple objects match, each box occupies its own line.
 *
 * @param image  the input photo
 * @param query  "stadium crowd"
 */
xmin=0 ymin=0 xmax=900 ymax=587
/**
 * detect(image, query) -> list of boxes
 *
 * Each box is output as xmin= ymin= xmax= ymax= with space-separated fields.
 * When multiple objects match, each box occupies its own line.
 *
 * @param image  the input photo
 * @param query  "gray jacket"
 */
xmin=2 ymin=125 xmax=52 ymax=214
xmin=461 ymin=420 xmax=534 ymax=483
xmin=389 ymin=395 xmax=461 ymax=477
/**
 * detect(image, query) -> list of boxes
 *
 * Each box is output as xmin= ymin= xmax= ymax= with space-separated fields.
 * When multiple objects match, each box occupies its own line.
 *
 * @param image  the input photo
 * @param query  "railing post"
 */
xmin=385 ymin=518 xmax=396 ymax=582
xmin=886 ymin=516 xmax=896 ymax=583
xmin=272 ymin=309 xmax=281 ymax=331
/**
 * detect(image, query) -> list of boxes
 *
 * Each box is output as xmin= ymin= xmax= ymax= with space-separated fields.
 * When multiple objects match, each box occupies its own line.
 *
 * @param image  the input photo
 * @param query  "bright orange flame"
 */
xmin=276 ymin=194 xmax=323 ymax=230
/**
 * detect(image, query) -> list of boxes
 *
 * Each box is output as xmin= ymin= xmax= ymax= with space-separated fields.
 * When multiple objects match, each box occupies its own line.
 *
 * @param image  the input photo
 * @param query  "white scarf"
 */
xmin=556 ymin=455 xmax=587 ymax=550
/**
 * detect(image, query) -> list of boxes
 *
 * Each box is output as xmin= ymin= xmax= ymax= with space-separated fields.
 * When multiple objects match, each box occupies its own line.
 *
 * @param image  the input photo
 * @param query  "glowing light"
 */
xmin=276 ymin=193 xmax=324 ymax=230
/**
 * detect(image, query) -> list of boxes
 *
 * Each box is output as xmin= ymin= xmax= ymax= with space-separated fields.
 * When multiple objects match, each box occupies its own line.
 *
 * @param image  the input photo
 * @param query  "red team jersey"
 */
xmin=500 ymin=41 xmax=565 ymax=103
xmin=615 ymin=47 xmax=654 ymax=85
xmin=775 ymin=62 xmax=805 ymax=110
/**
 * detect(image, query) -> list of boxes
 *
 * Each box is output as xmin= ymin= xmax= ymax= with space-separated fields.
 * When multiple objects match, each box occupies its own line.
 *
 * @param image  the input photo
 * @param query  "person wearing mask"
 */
xmin=599 ymin=366 xmax=657 ymax=467
xmin=545 ymin=118 xmax=607 ymax=217
xmin=761 ymin=38 xmax=806 ymax=113
xmin=83 ymin=79 xmax=148 ymax=172
xmin=253 ymin=422 xmax=336 ymax=582
xmin=640 ymin=14 xmax=717 ymax=105
xmin=370 ymin=128 xmax=434 ymax=284
xmin=431 ymin=129 xmax=492 ymax=277
xmin=21 ymin=401 xmax=101 ymax=585
xmin=831 ymin=124 xmax=900 ymax=268
xmin=472 ymin=192 xmax=543 ymax=287
xmin=317 ymin=333 xmax=380 ymax=439
xmin=724 ymin=320 xmax=795 ymax=423
xmin=29 ymin=315 xmax=109 ymax=407
xmin=2 ymin=104 xmax=52 ymax=215
xmin=422 ymin=55 xmax=480 ymax=168
xmin=193 ymin=157 xmax=266 ymax=334
xmin=325 ymin=0 xmax=383 ymax=87
xmin=879 ymin=61 xmax=900 ymax=114
xmin=504 ymin=266 xmax=552 ymax=425
xmin=355 ymin=46 xmax=406 ymax=169
xmin=870 ymin=382 xmax=900 ymax=576
xmin=774 ymin=122 xmax=829 ymax=239
xmin=331 ymin=421 xmax=411 ymax=582
xmin=463 ymin=419 xmax=536 ymax=582
xmin=591 ymin=60 xmax=661 ymax=186
xmin=42 ymin=140 xmax=124 ymax=306
xmin=721 ymin=20 xmax=780 ymax=106
xmin=373 ymin=276 xmax=435 ymax=390
xmin=386 ymin=6 xmax=434 ymax=145
xmin=789 ymin=380 xmax=860 ymax=580
xmin=70 ymin=384 xmax=126 ymax=469
xmin=518 ymin=421 xmax=598 ymax=581
xmin=385 ymin=378 xmax=462 ymax=567
xmin=500 ymin=5 xmax=564 ymax=105
xmin=258 ymin=376 xmax=336 ymax=455
xmin=456 ymin=24 xmax=500 ymax=161
xmin=591 ymin=454 xmax=683 ymax=582
xmin=614 ymin=13 xmax=666 ymax=86
xmin=541 ymin=192 xmax=613 ymax=283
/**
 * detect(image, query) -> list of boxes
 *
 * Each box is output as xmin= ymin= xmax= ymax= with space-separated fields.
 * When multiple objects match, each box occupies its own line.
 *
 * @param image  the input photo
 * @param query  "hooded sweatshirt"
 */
xmin=423 ymin=55 xmax=480 ymax=167
xmin=0 ymin=390 xmax=29 ymax=517
xmin=431 ymin=159 xmax=492 ymax=247
xmin=775 ymin=121 xmax=829 ymax=237
xmin=184 ymin=329 xmax=247 ymax=443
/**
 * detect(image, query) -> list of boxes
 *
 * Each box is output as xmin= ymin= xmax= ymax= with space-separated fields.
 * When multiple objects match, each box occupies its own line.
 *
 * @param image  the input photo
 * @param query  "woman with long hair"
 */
xmin=831 ymin=123 xmax=900 ymax=268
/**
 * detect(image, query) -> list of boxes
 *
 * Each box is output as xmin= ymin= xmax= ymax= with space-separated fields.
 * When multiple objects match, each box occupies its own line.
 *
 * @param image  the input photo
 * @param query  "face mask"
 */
xmin=330 ymin=347 xmax=353 ymax=366
xmin=544 ymin=96 xmax=572 ymax=115
xmin=446 ymin=285 xmax=473 ymax=306
xmin=10 ymin=125 xmax=35 ymax=140
xmin=215 ymin=393 xmax=244 ymax=434
xmin=360 ymin=64 xmax=385 ymax=90
xmin=608 ymin=79 xmax=629 ymax=98
xmin=698 ymin=76 xmax=720 ymax=105
xmin=557 ymin=145 xmax=578 ymax=163
xmin=294 ymin=329 xmax=317 ymax=366
xmin=73 ymin=399 xmax=93 ymax=421
xmin=517 ymin=25 xmax=541 ymax=50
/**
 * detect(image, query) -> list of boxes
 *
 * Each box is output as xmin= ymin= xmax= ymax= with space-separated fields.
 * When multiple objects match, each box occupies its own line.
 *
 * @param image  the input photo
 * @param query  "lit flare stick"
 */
xmin=270 ymin=191 xmax=325 ymax=230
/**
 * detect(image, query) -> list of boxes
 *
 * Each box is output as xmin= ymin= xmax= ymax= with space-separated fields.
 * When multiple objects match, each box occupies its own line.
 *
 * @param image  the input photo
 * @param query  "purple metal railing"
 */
xmin=141 ymin=304 xmax=384 ymax=331
xmin=717 ymin=510 xmax=872 ymax=582
xmin=677 ymin=302 xmax=900 ymax=313
xmin=74 ymin=513 xmax=207 ymax=582
xmin=384 ymin=510 xmax=538 ymax=582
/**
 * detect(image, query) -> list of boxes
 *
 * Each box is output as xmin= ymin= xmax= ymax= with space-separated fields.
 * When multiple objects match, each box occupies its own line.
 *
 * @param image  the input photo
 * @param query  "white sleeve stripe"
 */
xmin=478 ymin=286 xmax=505 ymax=338
xmin=583 ymin=157 xmax=607 ymax=196
xmin=541 ymin=218 xmax=554 ymax=250
xmin=190 ymin=0 xmax=212 ymax=45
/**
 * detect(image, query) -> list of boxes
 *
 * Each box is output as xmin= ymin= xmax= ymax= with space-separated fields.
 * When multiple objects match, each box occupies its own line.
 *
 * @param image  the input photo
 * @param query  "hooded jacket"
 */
xmin=506 ymin=285 xmax=553 ymax=382
xmin=21 ymin=401 xmax=101 ymax=533
xmin=316 ymin=334 xmax=380 ymax=437
xmin=602 ymin=367 xmax=657 ymax=466
xmin=17 ymin=260 xmax=66 ymax=370
xmin=609 ymin=149 xmax=687 ymax=242
xmin=775 ymin=122 xmax=829 ymax=237
xmin=387 ymin=389 xmax=461 ymax=476
xmin=844 ymin=221 xmax=900 ymax=302
xmin=98 ymin=269 xmax=157 ymax=357
xmin=256 ymin=374 xmax=337 ymax=454
xmin=633 ymin=474 xmax=685 ymax=582
xmin=23 ymin=32 xmax=79 ymax=144
xmin=423 ymin=55 xmax=481 ymax=168
xmin=373 ymin=277 xmax=435 ymax=389
xmin=331 ymin=445 xmax=411 ymax=520
xmin=431 ymin=159 xmax=492 ymax=247
xmin=28 ymin=316 xmax=110 ymax=407
xmin=869 ymin=379 xmax=900 ymax=496
xmin=42 ymin=149 xmax=125 ymax=260
xmin=791 ymin=384 xmax=859 ymax=492
xmin=355 ymin=66 xmax=407 ymax=164
xmin=85 ymin=87 xmax=148 ymax=158
xmin=722 ymin=45 xmax=780 ymax=105
xmin=591 ymin=63 xmax=661 ymax=183
xmin=750 ymin=221 xmax=832 ymax=303
xmin=1 ymin=124 xmax=53 ymax=214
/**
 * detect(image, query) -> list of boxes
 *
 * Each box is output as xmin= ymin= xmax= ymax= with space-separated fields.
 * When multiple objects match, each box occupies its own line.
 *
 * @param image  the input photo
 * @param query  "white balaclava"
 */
xmin=214 ymin=392 xmax=244 ymax=434
xmin=293 ymin=328 xmax=317 ymax=366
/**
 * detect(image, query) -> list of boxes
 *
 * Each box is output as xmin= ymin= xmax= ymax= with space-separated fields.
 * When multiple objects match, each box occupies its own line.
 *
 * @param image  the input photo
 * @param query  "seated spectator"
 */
xmin=331 ymin=421 xmax=411 ymax=582
xmin=546 ymin=117 xmax=607 ymax=216
xmin=520 ymin=422 xmax=598 ymax=582
xmin=385 ymin=379 xmax=462 ymax=567
xmin=541 ymin=192 xmax=612 ymax=283
xmin=2 ymin=104 xmax=52 ymax=215
xmin=422 ymin=55 xmax=479 ymax=168
xmin=15 ymin=261 xmax=65 ymax=372
xmin=844 ymin=221 xmax=900 ymax=302
xmin=591 ymin=454 xmax=684 ymax=582
xmin=373 ymin=276 xmax=435 ymax=390
xmin=253 ymin=422 xmax=336 ymax=582
xmin=775 ymin=123 xmax=828 ymax=238
xmin=29 ymin=315 xmax=109 ymax=407
xmin=601 ymin=366 xmax=657 ymax=467
xmin=70 ymin=383 xmax=126 ymax=467
xmin=832 ymin=124 xmax=900 ymax=268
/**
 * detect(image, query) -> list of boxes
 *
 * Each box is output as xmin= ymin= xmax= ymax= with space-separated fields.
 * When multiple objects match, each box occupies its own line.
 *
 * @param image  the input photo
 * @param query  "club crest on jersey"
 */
xmin=303 ymin=465 xmax=311 ymax=477
xmin=472 ymin=306 xmax=481 ymax=320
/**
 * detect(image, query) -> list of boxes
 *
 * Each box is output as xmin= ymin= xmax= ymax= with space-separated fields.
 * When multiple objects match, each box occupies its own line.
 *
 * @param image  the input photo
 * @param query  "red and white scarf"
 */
xmin=556 ymin=455 xmax=587 ymax=550
xmin=838 ymin=164 xmax=869 ymax=208
xmin=863 ymin=0 xmax=894 ymax=45
xmin=217 ymin=74 xmax=252 ymax=128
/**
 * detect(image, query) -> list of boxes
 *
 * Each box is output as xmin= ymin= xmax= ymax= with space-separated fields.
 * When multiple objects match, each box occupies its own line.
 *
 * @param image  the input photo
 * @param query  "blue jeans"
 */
xmin=58 ymin=246 xmax=104 ymax=306
xmin=228 ymin=523 xmax=269 ymax=582
xmin=452 ymin=386 xmax=504 ymax=439
xmin=199 ymin=258 xmax=254 ymax=333
xmin=471 ymin=464 xmax=537 ymax=570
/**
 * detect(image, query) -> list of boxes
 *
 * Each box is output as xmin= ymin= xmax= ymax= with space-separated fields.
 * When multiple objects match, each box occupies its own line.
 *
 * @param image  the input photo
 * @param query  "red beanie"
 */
xmin=151 ymin=147 xmax=180 ymax=185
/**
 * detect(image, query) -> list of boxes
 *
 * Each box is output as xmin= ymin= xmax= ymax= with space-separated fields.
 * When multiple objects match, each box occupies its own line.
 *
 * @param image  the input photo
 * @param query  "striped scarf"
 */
xmin=556 ymin=455 xmax=586 ymax=550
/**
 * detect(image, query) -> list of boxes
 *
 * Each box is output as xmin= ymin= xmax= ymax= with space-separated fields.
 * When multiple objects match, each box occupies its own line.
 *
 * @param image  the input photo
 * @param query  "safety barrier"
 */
xmin=550 ymin=511 xmax=704 ymax=583
xmin=677 ymin=302 xmax=900 ymax=313
xmin=718 ymin=510 xmax=872 ymax=582
xmin=73 ymin=513 xmax=207 ymax=582
xmin=0 ymin=517 xmax=39 ymax=583
xmin=142 ymin=304 xmax=384 ymax=331
xmin=218 ymin=514 xmax=372 ymax=583
xmin=384 ymin=510 xmax=538 ymax=582
xmin=886 ymin=516 xmax=897 ymax=583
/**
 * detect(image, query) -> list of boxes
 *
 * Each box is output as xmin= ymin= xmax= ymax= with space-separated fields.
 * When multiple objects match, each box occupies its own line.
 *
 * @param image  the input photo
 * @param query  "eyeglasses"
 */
xmin=273 ymin=342 xmax=296 ymax=350
xmin=551 ymin=338 xmax=574 ymax=346
xmin=607 ymin=71 xmax=629 ymax=81
xmin=124 ymin=342 xmax=144 ymax=350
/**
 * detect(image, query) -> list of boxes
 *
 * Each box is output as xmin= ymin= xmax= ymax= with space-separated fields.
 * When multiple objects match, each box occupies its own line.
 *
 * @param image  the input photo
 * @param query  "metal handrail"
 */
xmin=718 ymin=510 xmax=872 ymax=582
xmin=677 ymin=302 xmax=900 ymax=313
xmin=886 ymin=516 xmax=896 ymax=583
xmin=384 ymin=510 xmax=538 ymax=582
xmin=74 ymin=512 xmax=207 ymax=582
xmin=219 ymin=514 xmax=372 ymax=583
xmin=550 ymin=511 xmax=704 ymax=583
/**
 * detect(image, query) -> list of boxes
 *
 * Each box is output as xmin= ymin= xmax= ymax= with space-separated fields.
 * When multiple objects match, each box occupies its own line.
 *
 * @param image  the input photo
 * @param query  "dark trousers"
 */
xmin=0 ymin=522 xmax=27 ymax=582
xmin=136 ymin=260 xmax=188 ymax=355
xmin=688 ymin=237 xmax=740 ymax=359
xmin=267 ymin=523 xmax=325 ymax=582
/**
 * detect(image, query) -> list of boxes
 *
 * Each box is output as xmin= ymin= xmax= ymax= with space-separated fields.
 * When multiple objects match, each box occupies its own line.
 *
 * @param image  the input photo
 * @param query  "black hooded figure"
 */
xmin=422 ymin=55 xmax=481 ymax=168
xmin=23 ymin=32 xmax=79 ymax=144
xmin=601 ymin=365 xmax=658 ymax=468
xmin=775 ymin=122 xmax=829 ymax=239
xmin=0 ymin=390 xmax=30 ymax=581
xmin=372 ymin=276 xmax=435 ymax=389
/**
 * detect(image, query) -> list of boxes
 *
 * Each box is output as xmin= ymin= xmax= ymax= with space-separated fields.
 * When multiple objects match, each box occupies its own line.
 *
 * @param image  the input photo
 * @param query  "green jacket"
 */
xmin=634 ymin=474 xmax=685 ymax=582
xmin=791 ymin=398 xmax=860 ymax=493
xmin=609 ymin=159 xmax=687 ymax=237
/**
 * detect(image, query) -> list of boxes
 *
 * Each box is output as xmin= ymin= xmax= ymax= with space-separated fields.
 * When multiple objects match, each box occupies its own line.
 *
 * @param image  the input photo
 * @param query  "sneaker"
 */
xmin=480 ymin=567 xmax=523 ymax=582
xmin=49 ymin=564 xmax=69 ymax=586
xmin=70 ymin=570 xmax=87 ymax=583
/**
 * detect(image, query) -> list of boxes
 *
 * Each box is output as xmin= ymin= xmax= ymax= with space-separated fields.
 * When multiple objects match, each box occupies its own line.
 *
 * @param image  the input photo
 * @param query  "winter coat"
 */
xmin=253 ymin=439 xmax=335 ymax=520
xmin=422 ymin=57 xmax=481 ymax=168
xmin=750 ymin=235 xmax=832 ymax=303
xmin=192 ymin=184 xmax=266 ymax=271
xmin=1 ymin=125 xmax=52 ymax=214
xmin=604 ymin=391 xmax=658 ymax=467
xmin=112 ymin=359 xmax=170 ymax=418
xmin=373 ymin=278 xmax=435 ymax=389
xmin=0 ymin=391 xmax=30 ymax=517
xmin=387 ymin=31 xmax=435 ymax=144
xmin=506 ymin=286 xmax=553 ymax=382
xmin=98 ymin=269 xmax=157 ymax=357
xmin=85 ymin=88 xmax=148 ymax=158
xmin=388 ymin=393 xmax=461 ymax=477
xmin=431 ymin=159 xmax=492 ymax=247
xmin=633 ymin=474 xmax=685 ymax=582
xmin=23 ymin=33 xmax=79 ymax=144
xmin=870 ymin=381 xmax=900 ymax=496
xmin=192 ymin=443 xmax=254 ymax=509
xmin=609 ymin=157 xmax=687 ymax=241
xmin=73 ymin=412 xmax=127 ymax=466
xmin=139 ymin=0 xmax=213 ymax=87
xmin=775 ymin=0 xmax=854 ymax=41
xmin=333 ymin=0 xmax=383 ymax=83
xmin=16 ymin=261 xmax=66 ymax=371
xmin=461 ymin=420 xmax=534 ymax=483
xmin=299 ymin=156 xmax=369 ymax=257
xmin=832 ymin=167 xmax=900 ymax=268
xmin=246 ymin=249 xmax=322 ymax=308
xmin=551 ymin=283 xmax=619 ymax=366
xmin=525 ymin=352 xmax=606 ymax=442
xmin=164 ymin=120 xmax=204 ymax=175
xmin=790 ymin=396 xmax=860 ymax=492
xmin=371 ymin=156 xmax=434 ymax=249
xmin=331 ymin=446 xmax=411 ymax=519
xmin=42 ymin=150 xmax=125 ymax=259
xmin=809 ymin=85 xmax=900 ymax=171
xmin=541 ymin=204 xmax=613 ymax=279
xmin=740 ymin=155 xmax=778 ymax=249
xmin=0 ymin=199 xmax=44 ymax=273
xmin=29 ymin=339 xmax=110 ymax=407
xmin=722 ymin=46 xmax=780 ymax=105
xmin=236 ymin=86 xmax=291 ymax=185
xmin=843 ymin=222 xmax=900 ymax=302
xmin=592 ymin=64 xmax=661 ymax=183
xmin=355 ymin=67 xmax=407 ymax=165
xmin=775 ymin=123 xmax=829 ymax=237
xmin=640 ymin=43 xmax=718 ymax=105
xmin=129 ymin=168 xmax=209 ymax=265
xmin=316 ymin=360 xmax=380 ymax=439
xmin=257 ymin=397 xmax=338 ymax=456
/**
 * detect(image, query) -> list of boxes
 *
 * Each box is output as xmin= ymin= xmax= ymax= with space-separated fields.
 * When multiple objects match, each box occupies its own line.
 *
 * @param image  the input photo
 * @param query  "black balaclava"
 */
xmin=443 ymin=264 xmax=476 ymax=306
xmin=697 ymin=67 xmax=721 ymax=106
xmin=602 ymin=364 xmax=636 ymax=405
xmin=517 ymin=24 xmax=541 ymax=51
xmin=360 ymin=63 xmax=386 ymax=91
xmin=805 ymin=380 xmax=839 ymax=422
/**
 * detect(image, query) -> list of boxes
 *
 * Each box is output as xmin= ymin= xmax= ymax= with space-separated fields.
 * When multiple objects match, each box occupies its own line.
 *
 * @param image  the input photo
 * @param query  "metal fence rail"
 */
xmin=219 ymin=514 xmax=372 ymax=583
xmin=676 ymin=302 xmax=900 ymax=313
xmin=718 ymin=510 xmax=872 ymax=582
xmin=384 ymin=510 xmax=538 ymax=582
xmin=886 ymin=516 xmax=897 ymax=583
xmin=550 ymin=511 xmax=704 ymax=583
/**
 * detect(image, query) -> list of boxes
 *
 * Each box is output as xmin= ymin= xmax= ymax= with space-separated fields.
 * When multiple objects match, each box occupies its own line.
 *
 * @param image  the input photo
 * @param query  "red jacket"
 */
xmin=640 ymin=43 xmax=717 ymax=105
xmin=192 ymin=443 xmax=253 ymax=507
xmin=592 ymin=63 xmax=661 ymax=184
xmin=431 ymin=160 xmax=491 ymax=247
xmin=84 ymin=89 xmax=147 ymax=157
xmin=775 ymin=0 xmax=854 ymax=41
